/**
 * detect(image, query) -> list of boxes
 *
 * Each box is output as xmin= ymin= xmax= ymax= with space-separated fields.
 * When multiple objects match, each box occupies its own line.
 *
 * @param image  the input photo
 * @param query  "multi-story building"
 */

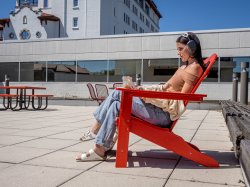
xmin=0 ymin=0 xmax=161 ymax=41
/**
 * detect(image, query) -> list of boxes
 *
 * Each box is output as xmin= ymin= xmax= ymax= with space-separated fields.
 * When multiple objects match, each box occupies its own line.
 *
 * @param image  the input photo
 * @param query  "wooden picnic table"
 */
xmin=0 ymin=86 xmax=53 ymax=110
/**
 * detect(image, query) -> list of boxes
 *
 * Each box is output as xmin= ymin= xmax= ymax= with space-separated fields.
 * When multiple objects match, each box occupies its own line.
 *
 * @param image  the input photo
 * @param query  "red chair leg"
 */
xmin=115 ymin=119 xmax=130 ymax=168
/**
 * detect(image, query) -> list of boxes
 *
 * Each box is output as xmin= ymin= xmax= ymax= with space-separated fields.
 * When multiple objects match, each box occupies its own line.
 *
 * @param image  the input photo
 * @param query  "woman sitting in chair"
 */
xmin=76 ymin=32 xmax=204 ymax=161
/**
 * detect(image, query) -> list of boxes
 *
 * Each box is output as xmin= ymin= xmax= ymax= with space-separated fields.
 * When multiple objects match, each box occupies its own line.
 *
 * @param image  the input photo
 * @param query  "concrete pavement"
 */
xmin=0 ymin=106 xmax=247 ymax=187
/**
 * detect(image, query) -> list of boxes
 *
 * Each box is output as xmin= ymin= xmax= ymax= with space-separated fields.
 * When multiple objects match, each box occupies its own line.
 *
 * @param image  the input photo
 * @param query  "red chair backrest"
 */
xmin=190 ymin=53 xmax=218 ymax=95
xmin=170 ymin=53 xmax=217 ymax=131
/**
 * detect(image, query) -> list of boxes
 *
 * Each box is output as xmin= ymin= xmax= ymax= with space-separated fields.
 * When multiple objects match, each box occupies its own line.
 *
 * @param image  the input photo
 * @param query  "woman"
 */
xmin=76 ymin=32 xmax=204 ymax=161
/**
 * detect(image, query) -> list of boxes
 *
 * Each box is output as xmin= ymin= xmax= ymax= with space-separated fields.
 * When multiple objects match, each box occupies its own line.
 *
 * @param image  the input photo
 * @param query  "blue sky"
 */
xmin=0 ymin=0 xmax=249 ymax=32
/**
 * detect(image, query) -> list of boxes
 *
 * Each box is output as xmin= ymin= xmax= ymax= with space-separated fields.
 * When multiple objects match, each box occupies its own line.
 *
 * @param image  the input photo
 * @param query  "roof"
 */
xmin=37 ymin=13 xmax=60 ymax=21
xmin=0 ymin=18 xmax=11 ymax=25
xmin=146 ymin=0 xmax=162 ymax=18
xmin=34 ymin=64 xmax=90 ymax=74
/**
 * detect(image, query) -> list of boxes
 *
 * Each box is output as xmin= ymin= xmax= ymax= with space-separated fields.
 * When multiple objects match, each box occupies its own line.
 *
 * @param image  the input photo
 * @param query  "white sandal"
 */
xmin=79 ymin=130 xmax=96 ymax=141
xmin=76 ymin=149 xmax=107 ymax=162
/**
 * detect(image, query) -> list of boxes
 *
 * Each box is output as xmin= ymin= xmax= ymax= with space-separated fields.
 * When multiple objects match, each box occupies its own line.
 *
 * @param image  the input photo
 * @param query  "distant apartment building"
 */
xmin=0 ymin=0 xmax=162 ymax=41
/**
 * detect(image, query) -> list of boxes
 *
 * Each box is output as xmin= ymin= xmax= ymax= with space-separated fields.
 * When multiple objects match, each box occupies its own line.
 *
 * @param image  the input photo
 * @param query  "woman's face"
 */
xmin=176 ymin=42 xmax=190 ymax=62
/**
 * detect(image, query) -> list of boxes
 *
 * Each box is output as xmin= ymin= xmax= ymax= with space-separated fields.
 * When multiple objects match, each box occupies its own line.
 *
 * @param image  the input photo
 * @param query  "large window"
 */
xmin=233 ymin=57 xmax=250 ymax=79
xmin=0 ymin=57 xmax=247 ymax=83
xmin=47 ymin=61 xmax=76 ymax=82
xmin=108 ymin=60 xmax=142 ymax=82
xmin=143 ymin=59 xmax=178 ymax=82
xmin=0 ymin=62 xmax=19 ymax=82
xmin=77 ymin=60 xmax=108 ymax=82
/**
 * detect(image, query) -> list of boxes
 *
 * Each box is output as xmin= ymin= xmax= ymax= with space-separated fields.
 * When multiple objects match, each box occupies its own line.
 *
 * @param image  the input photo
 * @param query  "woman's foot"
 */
xmin=79 ymin=130 xmax=96 ymax=141
xmin=76 ymin=149 xmax=106 ymax=162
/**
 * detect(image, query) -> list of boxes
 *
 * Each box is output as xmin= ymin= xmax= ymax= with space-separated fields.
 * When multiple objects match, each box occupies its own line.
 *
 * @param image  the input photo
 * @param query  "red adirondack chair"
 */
xmin=115 ymin=53 xmax=219 ymax=168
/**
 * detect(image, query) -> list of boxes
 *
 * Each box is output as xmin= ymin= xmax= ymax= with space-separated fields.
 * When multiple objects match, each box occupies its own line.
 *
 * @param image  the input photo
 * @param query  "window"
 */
xmin=139 ymin=27 xmax=144 ymax=33
xmin=23 ymin=16 xmax=27 ymax=24
xmin=146 ymin=19 xmax=150 ymax=27
xmin=132 ymin=5 xmax=138 ymax=16
xmin=139 ymin=0 xmax=143 ymax=8
xmin=124 ymin=0 xmax=130 ymax=8
xmin=73 ymin=17 xmax=78 ymax=28
xmin=124 ymin=13 xmax=130 ymax=25
xmin=18 ymin=0 xmax=38 ymax=6
xmin=20 ymin=29 xmax=31 ymax=40
xmin=145 ymin=4 xmax=149 ymax=15
xmin=44 ymin=0 xmax=48 ymax=8
xmin=9 ymin=32 xmax=15 ymax=39
xmin=114 ymin=26 xmax=116 ymax=34
xmin=36 ymin=31 xmax=42 ymax=38
xmin=77 ymin=60 xmax=108 ymax=82
xmin=0 ymin=30 xmax=3 ymax=41
xmin=132 ymin=21 xmax=138 ymax=31
xmin=140 ymin=13 xmax=144 ymax=22
xmin=73 ymin=0 xmax=78 ymax=7
xmin=151 ymin=25 xmax=155 ymax=32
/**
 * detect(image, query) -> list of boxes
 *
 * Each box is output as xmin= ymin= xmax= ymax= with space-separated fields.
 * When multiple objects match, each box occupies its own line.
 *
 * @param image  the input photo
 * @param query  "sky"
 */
xmin=0 ymin=0 xmax=250 ymax=32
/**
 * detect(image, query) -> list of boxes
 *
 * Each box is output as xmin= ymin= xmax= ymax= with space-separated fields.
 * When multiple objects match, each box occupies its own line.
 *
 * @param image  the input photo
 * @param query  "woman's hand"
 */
xmin=135 ymin=86 xmax=144 ymax=90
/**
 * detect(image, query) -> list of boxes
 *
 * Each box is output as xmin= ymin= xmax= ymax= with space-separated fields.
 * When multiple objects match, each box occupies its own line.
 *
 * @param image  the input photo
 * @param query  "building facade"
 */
xmin=0 ymin=0 xmax=161 ymax=41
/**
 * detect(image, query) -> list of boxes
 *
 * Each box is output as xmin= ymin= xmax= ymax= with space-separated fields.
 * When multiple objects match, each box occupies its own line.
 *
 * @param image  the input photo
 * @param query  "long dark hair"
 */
xmin=176 ymin=32 xmax=205 ymax=71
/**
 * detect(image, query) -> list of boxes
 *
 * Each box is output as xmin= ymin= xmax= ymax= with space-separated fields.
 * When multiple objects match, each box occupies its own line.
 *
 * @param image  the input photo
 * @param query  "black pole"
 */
xmin=232 ymin=72 xmax=239 ymax=102
xmin=4 ymin=74 xmax=10 ymax=94
xmin=240 ymin=62 xmax=249 ymax=105
xmin=136 ymin=73 xmax=141 ymax=86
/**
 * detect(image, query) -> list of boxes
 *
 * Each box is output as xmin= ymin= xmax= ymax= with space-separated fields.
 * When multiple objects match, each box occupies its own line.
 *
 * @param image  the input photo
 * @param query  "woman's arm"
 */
xmin=181 ymin=82 xmax=194 ymax=93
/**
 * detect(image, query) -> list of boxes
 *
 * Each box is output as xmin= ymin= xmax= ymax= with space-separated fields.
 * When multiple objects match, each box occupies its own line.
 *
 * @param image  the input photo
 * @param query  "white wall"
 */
xmin=1 ymin=29 xmax=250 ymax=62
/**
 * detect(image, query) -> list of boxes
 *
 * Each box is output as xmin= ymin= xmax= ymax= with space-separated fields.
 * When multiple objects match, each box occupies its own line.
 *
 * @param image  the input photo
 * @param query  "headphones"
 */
xmin=182 ymin=33 xmax=197 ymax=57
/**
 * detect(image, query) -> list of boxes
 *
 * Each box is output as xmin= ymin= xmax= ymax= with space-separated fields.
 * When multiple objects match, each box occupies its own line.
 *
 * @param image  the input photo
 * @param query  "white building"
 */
xmin=0 ymin=0 xmax=161 ymax=41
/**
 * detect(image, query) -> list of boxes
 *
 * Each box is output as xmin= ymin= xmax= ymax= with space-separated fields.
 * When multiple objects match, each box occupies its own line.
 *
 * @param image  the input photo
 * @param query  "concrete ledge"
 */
xmin=220 ymin=100 xmax=250 ymax=185
xmin=240 ymin=140 xmax=250 ymax=186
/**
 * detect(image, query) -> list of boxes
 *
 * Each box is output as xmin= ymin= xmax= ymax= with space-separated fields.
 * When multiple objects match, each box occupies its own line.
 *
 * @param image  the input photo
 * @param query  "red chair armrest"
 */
xmin=116 ymin=87 xmax=206 ymax=102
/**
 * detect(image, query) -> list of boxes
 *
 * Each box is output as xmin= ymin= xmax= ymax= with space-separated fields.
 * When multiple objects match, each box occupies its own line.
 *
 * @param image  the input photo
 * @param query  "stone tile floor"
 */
xmin=0 ymin=106 xmax=247 ymax=187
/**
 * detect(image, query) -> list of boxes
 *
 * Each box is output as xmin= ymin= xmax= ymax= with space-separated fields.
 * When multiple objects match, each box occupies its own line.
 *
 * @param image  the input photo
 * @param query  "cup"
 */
xmin=122 ymin=76 xmax=135 ymax=89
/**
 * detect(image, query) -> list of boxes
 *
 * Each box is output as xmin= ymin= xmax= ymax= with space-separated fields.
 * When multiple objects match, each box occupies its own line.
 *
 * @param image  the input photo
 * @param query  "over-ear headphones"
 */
xmin=182 ymin=33 xmax=197 ymax=57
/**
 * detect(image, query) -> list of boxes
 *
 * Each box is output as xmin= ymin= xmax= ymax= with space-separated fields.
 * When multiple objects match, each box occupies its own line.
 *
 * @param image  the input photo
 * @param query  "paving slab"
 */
xmin=170 ymin=159 xmax=245 ymax=186
xmin=24 ymin=150 xmax=102 ymax=170
xmin=165 ymin=179 xmax=239 ymax=187
xmin=92 ymin=156 xmax=177 ymax=179
xmin=16 ymin=137 xmax=79 ymax=150
xmin=0 ymin=163 xmax=14 ymax=170
xmin=61 ymin=170 xmax=166 ymax=187
xmin=0 ymin=164 xmax=80 ymax=187
xmin=0 ymin=146 xmax=53 ymax=163
xmin=0 ymin=135 xmax=36 ymax=145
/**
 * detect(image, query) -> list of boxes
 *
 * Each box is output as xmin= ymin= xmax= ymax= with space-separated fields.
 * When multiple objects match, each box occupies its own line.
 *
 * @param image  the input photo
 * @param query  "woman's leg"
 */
xmin=93 ymin=90 xmax=121 ymax=126
xmin=81 ymin=90 xmax=121 ymax=137
xmin=131 ymin=97 xmax=172 ymax=127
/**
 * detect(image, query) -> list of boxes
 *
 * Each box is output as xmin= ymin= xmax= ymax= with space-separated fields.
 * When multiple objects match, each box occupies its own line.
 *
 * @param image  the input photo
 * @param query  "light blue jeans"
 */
xmin=93 ymin=90 xmax=172 ymax=149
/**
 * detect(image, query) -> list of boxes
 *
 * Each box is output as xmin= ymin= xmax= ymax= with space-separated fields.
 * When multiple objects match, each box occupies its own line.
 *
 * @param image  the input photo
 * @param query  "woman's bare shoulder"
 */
xmin=185 ymin=63 xmax=203 ymax=77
